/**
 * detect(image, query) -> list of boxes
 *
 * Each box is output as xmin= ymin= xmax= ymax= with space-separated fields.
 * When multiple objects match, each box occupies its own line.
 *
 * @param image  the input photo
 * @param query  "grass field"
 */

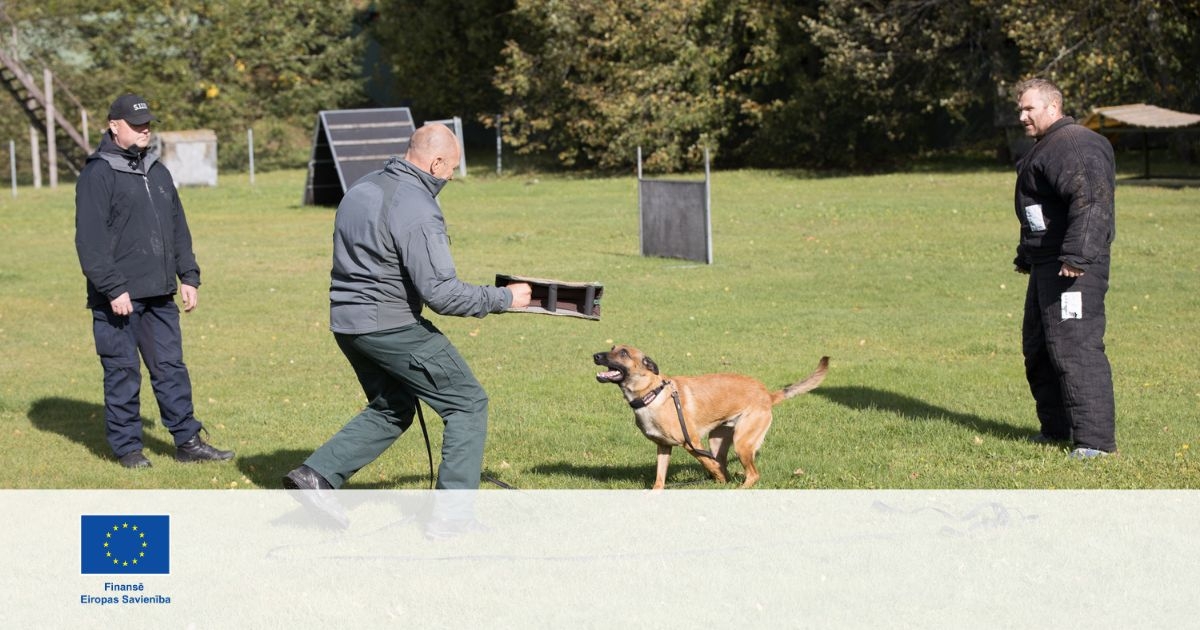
xmin=2 ymin=163 xmax=1197 ymax=490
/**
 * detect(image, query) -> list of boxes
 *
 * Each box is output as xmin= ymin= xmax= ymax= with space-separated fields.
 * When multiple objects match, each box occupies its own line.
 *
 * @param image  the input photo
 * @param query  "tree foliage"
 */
xmin=494 ymin=0 xmax=787 ymax=172
xmin=3 ymin=0 xmax=1197 ymax=176
xmin=800 ymin=1 xmax=1015 ymax=166
xmin=2 ymin=0 xmax=367 ymax=171
xmin=370 ymin=0 xmax=513 ymax=122
xmin=802 ymin=0 xmax=1200 ymax=166
xmin=995 ymin=0 xmax=1200 ymax=111
xmin=487 ymin=0 xmax=1198 ymax=171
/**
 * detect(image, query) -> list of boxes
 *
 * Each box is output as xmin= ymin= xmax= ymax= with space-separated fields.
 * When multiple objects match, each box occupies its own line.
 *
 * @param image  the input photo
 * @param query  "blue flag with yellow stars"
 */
xmin=80 ymin=515 xmax=170 ymax=574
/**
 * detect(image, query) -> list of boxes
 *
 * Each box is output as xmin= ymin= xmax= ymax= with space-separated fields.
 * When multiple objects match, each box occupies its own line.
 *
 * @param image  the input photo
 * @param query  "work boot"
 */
xmin=282 ymin=464 xmax=334 ymax=490
xmin=118 ymin=450 xmax=152 ymax=469
xmin=175 ymin=434 xmax=235 ymax=463
xmin=282 ymin=465 xmax=347 ymax=529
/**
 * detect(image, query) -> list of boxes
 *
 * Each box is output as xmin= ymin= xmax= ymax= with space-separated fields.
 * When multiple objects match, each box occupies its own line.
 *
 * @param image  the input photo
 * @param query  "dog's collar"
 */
xmin=629 ymin=380 xmax=670 ymax=409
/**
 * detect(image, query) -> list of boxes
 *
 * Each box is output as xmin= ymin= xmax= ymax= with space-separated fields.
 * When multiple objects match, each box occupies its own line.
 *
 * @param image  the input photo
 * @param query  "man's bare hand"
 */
xmin=180 ymin=284 xmax=198 ymax=312
xmin=110 ymin=292 xmax=133 ymax=316
xmin=1058 ymin=263 xmax=1084 ymax=278
xmin=507 ymin=282 xmax=533 ymax=309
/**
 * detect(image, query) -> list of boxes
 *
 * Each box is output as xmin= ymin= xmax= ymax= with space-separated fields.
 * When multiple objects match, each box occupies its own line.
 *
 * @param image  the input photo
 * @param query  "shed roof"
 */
xmin=1081 ymin=104 xmax=1200 ymax=130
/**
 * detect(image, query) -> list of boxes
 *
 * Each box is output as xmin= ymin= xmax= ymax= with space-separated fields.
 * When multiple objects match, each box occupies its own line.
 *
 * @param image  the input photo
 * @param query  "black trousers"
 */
xmin=1021 ymin=259 xmax=1116 ymax=451
xmin=91 ymin=296 xmax=202 ymax=457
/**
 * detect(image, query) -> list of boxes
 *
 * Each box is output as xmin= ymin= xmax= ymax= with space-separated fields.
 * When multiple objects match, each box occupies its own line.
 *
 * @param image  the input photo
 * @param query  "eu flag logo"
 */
xmin=81 ymin=515 xmax=170 ymax=575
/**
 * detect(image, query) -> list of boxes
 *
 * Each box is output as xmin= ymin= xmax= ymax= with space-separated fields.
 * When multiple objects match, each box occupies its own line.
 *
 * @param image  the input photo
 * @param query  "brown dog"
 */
xmin=594 ymin=344 xmax=829 ymax=489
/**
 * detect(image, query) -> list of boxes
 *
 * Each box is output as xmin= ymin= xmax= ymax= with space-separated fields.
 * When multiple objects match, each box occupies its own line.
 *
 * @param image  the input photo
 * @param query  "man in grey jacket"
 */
xmin=1012 ymin=78 xmax=1117 ymax=459
xmin=285 ymin=124 xmax=531 ymax=491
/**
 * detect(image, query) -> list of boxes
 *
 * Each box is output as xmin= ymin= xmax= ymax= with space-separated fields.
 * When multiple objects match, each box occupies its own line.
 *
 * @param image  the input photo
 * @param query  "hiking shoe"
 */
xmin=175 ymin=435 xmax=235 ymax=463
xmin=118 ymin=450 xmax=152 ymax=469
xmin=1068 ymin=447 xmax=1110 ymax=460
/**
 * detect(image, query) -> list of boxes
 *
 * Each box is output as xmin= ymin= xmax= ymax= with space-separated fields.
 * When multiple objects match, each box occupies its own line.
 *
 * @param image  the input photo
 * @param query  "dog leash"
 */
xmin=482 ymin=474 xmax=516 ymax=489
xmin=669 ymin=387 xmax=718 ymax=461
xmin=414 ymin=398 xmax=518 ymax=490
xmin=414 ymin=399 xmax=435 ymax=489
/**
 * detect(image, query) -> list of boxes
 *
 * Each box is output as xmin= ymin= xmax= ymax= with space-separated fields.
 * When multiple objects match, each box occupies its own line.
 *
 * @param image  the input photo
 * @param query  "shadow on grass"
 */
xmin=812 ymin=386 xmax=1027 ymax=440
xmin=530 ymin=460 xmax=720 ymax=489
xmin=28 ymin=397 xmax=166 ymax=464
xmin=25 ymin=397 xmax=432 ymax=488
xmin=235 ymin=452 xmax=437 ymax=490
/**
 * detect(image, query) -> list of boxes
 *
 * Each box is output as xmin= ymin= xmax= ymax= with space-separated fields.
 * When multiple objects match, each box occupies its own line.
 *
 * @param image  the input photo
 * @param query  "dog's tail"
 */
xmin=772 ymin=356 xmax=830 ymax=405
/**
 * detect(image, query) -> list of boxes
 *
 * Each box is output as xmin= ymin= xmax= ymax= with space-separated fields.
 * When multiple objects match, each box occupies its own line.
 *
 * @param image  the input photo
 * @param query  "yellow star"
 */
xmin=103 ymin=542 xmax=109 ymax=548
xmin=122 ymin=523 xmax=129 ymax=529
xmin=139 ymin=532 xmax=145 ymax=538
xmin=106 ymin=532 xmax=112 ymax=538
xmin=142 ymin=541 xmax=148 ymax=547
xmin=139 ymin=552 xmax=145 ymax=557
xmin=112 ymin=558 xmax=119 ymax=565
xmin=132 ymin=525 xmax=139 ymax=532
xmin=131 ymin=559 xmax=138 ymax=565
xmin=122 ymin=561 xmax=128 ymax=567
xmin=106 ymin=552 xmax=111 ymax=557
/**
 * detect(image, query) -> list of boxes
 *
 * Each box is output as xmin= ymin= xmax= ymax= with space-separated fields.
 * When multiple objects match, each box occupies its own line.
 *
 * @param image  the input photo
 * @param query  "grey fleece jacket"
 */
xmin=329 ymin=156 xmax=512 ymax=334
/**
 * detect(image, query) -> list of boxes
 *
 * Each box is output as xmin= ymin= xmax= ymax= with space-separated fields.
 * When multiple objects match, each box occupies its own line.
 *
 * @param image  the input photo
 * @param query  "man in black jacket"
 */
xmin=75 ymin=94 xmax=234 ymax=469
xmin=1012 ymin=78 xmax=1117 ymax=459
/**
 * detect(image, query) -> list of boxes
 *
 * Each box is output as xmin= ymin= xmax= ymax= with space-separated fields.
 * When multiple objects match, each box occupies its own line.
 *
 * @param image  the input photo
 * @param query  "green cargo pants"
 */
xmin=305 ymin=319 xmax=489 ymax=489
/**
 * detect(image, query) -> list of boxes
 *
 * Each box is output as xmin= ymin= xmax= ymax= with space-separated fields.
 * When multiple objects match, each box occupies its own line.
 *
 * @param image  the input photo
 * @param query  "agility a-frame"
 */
xmin=303 ymin=107 xmax=416 ymax=206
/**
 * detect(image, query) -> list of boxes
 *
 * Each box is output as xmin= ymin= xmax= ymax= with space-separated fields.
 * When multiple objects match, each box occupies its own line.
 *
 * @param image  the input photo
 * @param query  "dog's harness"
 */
xmin=628 ymin=380 xmax=718 ymax=460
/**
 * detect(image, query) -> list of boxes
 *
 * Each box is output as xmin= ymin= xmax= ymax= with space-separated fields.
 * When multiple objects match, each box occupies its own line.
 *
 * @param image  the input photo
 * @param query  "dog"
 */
xmin=594 ymin=344 xmax=829 ymax=489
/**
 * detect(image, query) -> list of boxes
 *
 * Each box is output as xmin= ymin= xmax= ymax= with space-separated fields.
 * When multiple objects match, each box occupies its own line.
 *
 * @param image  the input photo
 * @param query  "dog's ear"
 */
xmin=642 ymin=356 xmax=659 ymax=375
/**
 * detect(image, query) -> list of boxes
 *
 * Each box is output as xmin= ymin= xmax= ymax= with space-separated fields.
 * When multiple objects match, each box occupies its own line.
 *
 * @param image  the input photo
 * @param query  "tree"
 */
xmin=494 ymin=0 xmax=787 ymax=172
xmin=2 ymin=0 xmax=367 ymax=171
xmin=798 ymin=0 xmax=1200 ymax=167
xmin=370 ymin=0 xmax=514 ymax=121
xmin=800 ymin=0 xmax=1020 ymax=168
xmin=995 ymin=0 xmax=1200 ymax=113
xmin=11 ymin=0 xmax=1193 ymax=176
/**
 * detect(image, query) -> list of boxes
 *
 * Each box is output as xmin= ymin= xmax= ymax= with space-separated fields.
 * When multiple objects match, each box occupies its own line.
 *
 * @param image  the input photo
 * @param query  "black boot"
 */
xmin=282 ymin=465 xmax=347 ymax=529
xmin=175 ymin=435 xmax=235 ymax=463
xmin=118 ymin=450 xmax=152 ymax=469
xmin=282 ymin=464 xmax=333 ymax=490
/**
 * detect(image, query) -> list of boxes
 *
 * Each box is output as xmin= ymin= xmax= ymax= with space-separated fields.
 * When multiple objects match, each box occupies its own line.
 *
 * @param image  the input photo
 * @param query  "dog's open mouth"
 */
xmin=595 ymin=368 xmax=625 ymax=383
xmin=593 ymin=353 xmax=627 ymax=383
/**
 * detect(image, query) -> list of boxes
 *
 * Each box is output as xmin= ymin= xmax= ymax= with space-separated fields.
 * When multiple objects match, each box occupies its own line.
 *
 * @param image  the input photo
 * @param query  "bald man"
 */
xmin=285 ymin=123 xmax=531 ymax=491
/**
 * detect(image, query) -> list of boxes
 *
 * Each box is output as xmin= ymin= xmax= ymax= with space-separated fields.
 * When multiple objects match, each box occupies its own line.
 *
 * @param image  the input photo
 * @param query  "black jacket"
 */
xmin=1013 ymin=116 xmax=1116 ymax=270
xmin=75 ymin=132 xmax=200 ymax=308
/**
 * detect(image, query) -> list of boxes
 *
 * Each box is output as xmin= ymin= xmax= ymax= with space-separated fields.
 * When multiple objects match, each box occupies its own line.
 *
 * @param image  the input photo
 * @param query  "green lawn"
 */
xmin=2 ymin=164 xmax=1197 ymax=489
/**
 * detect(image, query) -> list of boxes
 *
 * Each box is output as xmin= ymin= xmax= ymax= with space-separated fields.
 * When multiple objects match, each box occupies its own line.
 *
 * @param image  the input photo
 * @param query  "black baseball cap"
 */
xmin=107 ymin=93 xmax=157 ymax=125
